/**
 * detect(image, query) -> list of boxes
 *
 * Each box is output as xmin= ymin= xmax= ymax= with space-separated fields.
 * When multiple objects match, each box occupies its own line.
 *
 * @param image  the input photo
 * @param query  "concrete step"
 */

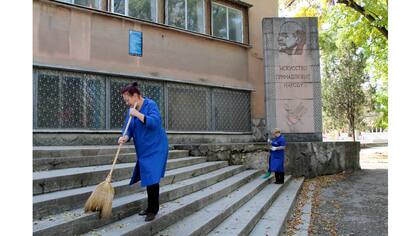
xmin=33 ymin=157 xmax=210 ymax=195
xmin=249 ymin=177 xmax=305 ymax=236
xmin=33 ymin=145 xmax=179 ymax=158
xmin=33 ymin=167 xmax=257 ymax=236
xmin=207 ymin=176 xmax=292 ymax=236
xmin=33 ymin=150 xmax=190 ymax=171
xmin=33 ymin=145 xmax=137 ymax=158
xmin=157 ymin=175 xmax=289 ymax=236
xmin=33 ymin=162 xmax=240 ymax=220
xmin=80 ymin=169 xmax=262 ymax=236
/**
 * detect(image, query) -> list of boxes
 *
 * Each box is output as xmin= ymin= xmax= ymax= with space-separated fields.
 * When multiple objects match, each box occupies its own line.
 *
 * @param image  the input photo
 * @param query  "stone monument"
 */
xmin=263 ymin=17 xmax=322 ymax=141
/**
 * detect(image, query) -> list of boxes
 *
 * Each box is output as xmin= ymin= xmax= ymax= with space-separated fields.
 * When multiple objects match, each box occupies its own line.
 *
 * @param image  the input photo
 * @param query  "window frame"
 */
xmin=57 ymin=0 xmax=105 ymax=10
xmin=54 ymin=0 xmax=249 ymax=46
xmin=110 ymin=0 xmax=159 ymax=23
xmin=211 ymin=1 xmax=243 ymax=43
xmin=67 ymin=0 xmax=103 ymax=10
xmin=165 ymin=0 xmax=206 ymax=34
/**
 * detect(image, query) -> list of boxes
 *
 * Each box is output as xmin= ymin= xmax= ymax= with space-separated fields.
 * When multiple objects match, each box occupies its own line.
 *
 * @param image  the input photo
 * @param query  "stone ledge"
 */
xmin=360 ymin=142 xmax=388 ymax=148
xmin=33 ymin=133 xmax=256 ymax=146
xmin=174 ymin=141 xmax=360 ymax=178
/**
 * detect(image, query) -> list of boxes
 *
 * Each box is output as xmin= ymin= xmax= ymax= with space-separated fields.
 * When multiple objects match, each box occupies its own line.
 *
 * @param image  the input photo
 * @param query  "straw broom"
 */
xmin=84 ymin=103 xmax=137 ymax=219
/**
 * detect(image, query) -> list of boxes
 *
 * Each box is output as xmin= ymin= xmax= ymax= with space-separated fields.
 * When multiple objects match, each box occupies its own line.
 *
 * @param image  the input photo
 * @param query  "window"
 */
xmin=35 ymin=72 xmax=106 ymax=129
xmin=129 ymin=0 xmax=157 ymax=22
xmin=167 ymin=84 xmax=211 ymax=131
xmin=56 ymin=0 xmax=248 ymax=43
xmin=57 ymin=0 xmax=102 ymax=10
xmin=112 ymin=0 xmax=126 ymax=15
xmin=187 ymin=0 xmax=205 ymax=33
xmin=34 ymin=68 xmax=251 ymax=131
xmin=110 ymin=79 xmax=164 ymax=129
xmin=74 ymin=0 xmax=100 ymax=9
xmin=111 ymin=0 xmax=158 ymax=22
xmin=167 ymin=0 xmax=205 ymax=33
xmin=212 ymin=2 xmax=243 ymax=43
xmin=212 ymin=4 xmax=227 ymax=39
xmin=228 ymin=7 xmax=243 ymax=42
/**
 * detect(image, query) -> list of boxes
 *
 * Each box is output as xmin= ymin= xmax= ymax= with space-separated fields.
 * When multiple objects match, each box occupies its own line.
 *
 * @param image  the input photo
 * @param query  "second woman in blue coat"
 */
xmin=268 ymin=128 xmax=287 ymax=184
xmin=118 ymin=82 xmax=169 ymax=222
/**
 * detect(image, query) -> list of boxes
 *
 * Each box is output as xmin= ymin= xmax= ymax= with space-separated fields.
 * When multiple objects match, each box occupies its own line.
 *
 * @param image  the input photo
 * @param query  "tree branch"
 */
xmin=337 ymin=0 xmax=388 ymax=39
xmin=285 ymin=0 xmax=298 ymax=8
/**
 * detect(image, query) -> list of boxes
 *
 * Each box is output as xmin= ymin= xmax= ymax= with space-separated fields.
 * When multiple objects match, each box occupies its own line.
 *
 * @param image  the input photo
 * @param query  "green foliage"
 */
xmin=281 ymin=0 xmax=388 ymax=129
xmin=373 ymin=87 xmax=388 ymax=129
xmin=322 ymin=42 xmax=370 ymax=140
xmin=129 ymin=0 xmax=154 ymax=22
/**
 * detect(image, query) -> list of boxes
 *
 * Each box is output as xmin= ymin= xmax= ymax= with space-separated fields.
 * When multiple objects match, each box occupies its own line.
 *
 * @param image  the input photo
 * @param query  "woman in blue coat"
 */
xmin=118 ymin=82 xmax=169 ymax=222
xmin=267 ymin=128 xmax=287 ymax=184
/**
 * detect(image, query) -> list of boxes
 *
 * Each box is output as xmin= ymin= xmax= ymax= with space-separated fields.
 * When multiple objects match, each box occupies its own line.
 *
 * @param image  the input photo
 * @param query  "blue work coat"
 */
xmin=268 ymin=135 xmax=286 ymax=173
xmin=122 ymin=97 xmax=169 ymax=187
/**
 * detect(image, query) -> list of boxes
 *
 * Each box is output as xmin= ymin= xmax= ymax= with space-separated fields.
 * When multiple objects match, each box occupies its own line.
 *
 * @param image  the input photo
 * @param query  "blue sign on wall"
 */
xmin=129 ymin=30 xmax=143 ymax=57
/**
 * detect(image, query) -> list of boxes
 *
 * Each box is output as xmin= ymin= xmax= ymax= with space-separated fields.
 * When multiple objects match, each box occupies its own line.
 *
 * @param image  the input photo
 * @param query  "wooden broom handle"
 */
xmin=106 ymin=102 xmax=137 ymax=182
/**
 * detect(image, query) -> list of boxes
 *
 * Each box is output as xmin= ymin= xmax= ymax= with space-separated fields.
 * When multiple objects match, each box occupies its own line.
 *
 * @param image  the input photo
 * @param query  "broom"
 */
xmin=84 ymin=102 xmax=137 ymax=219
xmin=262 ymin=132 xmax=271 ymax=179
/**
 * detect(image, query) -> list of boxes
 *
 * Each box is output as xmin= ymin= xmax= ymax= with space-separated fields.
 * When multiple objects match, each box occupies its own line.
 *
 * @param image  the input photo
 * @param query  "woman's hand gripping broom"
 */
xmin=84 ymin=103 xmax=137 ymax=219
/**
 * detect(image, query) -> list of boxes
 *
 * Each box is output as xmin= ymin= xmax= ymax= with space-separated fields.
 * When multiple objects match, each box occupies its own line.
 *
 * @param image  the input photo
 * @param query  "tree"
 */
xmin=332 ymin=0 xmax=388 ymax=39
xmin=280 ymin=0 xmax=388 ymax=129
xmin=322 ymin=42 xmax=370 ymax=141
xmin=283 ymin=0 xmax=388 ymax=40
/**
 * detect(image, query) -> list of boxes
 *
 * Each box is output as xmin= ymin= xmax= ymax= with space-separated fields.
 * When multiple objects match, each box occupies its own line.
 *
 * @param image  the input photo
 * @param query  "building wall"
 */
xmin=245 ymin=0 xmax=278 ymax=139
xmin=246 ymin=0 xmax=278 ymax=118
xmin=33 ymin=0 xmax=258 ymax=89
xmin=33 ymin=0 xmax=278 ymax=140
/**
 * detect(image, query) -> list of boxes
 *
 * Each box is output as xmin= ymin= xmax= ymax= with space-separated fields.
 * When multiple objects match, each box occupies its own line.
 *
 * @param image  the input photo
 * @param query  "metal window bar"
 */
xmin=33 ymin=68 xmax=251 ymax=132
xmin=33 ymin=70 xmax=39 ymax=129
xmin=166 ymin=83 xmax=212 ymax=131
xmin=213 ymin=88 xmax=251 ymax=131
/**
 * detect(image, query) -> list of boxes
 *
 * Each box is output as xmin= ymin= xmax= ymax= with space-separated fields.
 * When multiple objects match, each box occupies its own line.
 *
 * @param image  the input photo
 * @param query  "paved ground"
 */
xmin=286 ymin=146 xmax=388 ymax=236
xmin=310 ymin=146 xmax=388 ymax=236
xmin=359 ymin=146 xmax=388 ymax=170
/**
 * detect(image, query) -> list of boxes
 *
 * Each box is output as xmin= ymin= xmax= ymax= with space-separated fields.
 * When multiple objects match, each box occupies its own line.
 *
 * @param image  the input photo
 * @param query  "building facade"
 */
xmin=33 ymin=0 xmax=279 ymax=145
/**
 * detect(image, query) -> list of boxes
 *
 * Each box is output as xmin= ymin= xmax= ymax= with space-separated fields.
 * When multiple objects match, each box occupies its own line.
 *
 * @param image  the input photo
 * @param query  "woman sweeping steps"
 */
xmin=118 ymin=82 xmax=169 ymax=222
xmin=263 ymin=128 xmax=287 ymax=184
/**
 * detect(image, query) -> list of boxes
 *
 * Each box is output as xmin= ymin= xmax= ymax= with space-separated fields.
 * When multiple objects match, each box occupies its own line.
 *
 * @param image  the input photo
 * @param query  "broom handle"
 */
xmin=106 ymin=102 xmax=137 ymax=182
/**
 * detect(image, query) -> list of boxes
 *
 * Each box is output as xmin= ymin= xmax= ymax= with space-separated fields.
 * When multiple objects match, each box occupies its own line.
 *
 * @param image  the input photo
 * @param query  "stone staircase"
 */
xmin=33 ymin=145 xmax=304 ymax=236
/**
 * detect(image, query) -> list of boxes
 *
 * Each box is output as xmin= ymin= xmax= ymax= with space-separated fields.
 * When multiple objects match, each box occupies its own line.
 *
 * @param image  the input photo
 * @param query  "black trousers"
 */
xmin=146 ymin=183 xmax=160 ymax=214
xmin=275 ymin=172 xmax=285 ymax=183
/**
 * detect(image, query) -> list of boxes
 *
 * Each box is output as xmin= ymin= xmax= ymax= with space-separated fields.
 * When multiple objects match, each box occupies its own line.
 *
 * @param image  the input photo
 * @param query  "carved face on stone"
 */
xmin=277 ymin=21 xmax=306 ymax=55
xmin=278 ymin=32 xmax=297 ymax=50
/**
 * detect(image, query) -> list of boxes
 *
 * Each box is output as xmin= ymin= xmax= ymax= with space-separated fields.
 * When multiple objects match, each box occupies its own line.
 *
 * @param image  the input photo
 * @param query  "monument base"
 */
xmin=283 ymin=133 xmax=323 ymax=142
xmin=174 ymin=141 xmax=360 ymax=178
xmin=263 ymin=17 xmax=323 ymax=139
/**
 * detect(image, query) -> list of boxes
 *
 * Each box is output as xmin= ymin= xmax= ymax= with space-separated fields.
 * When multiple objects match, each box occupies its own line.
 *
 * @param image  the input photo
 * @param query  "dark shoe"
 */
xmin=274 ymin=172 xmax=280 ymax=183
xmin=279 ymin=172 xmax=285 ymax=183
xmin=274 ymin=181 xmax=284 ymax=184
xmin=145 ymin=213 xmax=156 ymax=222
xmin=138 ymin=210 xmax=148 ymax=216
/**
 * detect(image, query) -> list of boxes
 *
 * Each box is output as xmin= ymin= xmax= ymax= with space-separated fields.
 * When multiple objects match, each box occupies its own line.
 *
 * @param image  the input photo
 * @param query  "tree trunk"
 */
xmin=350 ymin=116 xmax=356 ymax=142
